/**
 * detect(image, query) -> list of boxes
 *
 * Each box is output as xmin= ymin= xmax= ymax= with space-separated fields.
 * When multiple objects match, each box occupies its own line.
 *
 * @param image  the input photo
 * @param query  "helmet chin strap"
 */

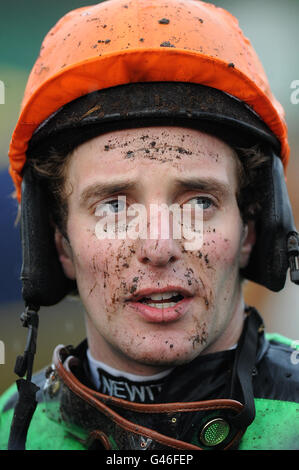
xmin=7 ymin=304 xmax=40 ymax=450
xmin=287 ymin=232 xmax=299 ymax=285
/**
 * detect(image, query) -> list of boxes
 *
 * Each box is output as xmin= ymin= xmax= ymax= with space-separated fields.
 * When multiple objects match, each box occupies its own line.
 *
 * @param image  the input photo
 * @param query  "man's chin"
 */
xmin=125 ymin=347 xmax=202 ymax=371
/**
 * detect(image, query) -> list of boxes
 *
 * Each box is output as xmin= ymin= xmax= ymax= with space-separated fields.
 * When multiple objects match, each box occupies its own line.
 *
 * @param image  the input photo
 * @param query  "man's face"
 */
xmin=56 ymin=127 xmax=254 ymax=374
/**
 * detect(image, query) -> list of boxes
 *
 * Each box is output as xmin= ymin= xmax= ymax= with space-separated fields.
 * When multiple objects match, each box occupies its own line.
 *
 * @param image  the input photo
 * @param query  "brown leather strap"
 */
xmin=53 ymin=345 xmax=245 ymax=450
xmin=87 ymin=430 xmax=111 ymax=450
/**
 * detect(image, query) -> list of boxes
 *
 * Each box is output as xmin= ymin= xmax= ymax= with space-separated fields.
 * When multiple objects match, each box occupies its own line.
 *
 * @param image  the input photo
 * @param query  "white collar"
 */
xmin=86 ymin=348 xmax=174 ymax=389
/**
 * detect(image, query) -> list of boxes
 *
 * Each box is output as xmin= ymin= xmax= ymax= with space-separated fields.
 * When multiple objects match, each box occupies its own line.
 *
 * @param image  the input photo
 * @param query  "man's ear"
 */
xmin=239 ymin=220 xmax=256 ymax=269
xmin=54 ymin=229 xmax=76 ymax=280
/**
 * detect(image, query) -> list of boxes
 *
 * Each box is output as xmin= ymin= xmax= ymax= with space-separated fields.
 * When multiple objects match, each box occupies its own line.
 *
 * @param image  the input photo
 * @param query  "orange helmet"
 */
xmin=9 ymin=0 xmax=289 ymax=202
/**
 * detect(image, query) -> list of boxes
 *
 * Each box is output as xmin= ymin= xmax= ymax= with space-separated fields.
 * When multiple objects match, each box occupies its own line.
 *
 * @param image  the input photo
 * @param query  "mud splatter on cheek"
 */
xmin=90 ymin=254 xmax=99 ymax=274
xmin=98 ymin=241 xmax=142 ymax=316
xmin=183 ymin=266 xmax=197 ymax=287
xmin=200 ymin=230 xmax=235 ymax=266
xmin=178 ymin=241 xmax=214 ymax=309
xmin=88 ymin=281 xmax=98 ymax=296
xmin=187 ymin=319 xmax=208 ymax=349
xmin=212 ymin=235 xmax=237 ymax=267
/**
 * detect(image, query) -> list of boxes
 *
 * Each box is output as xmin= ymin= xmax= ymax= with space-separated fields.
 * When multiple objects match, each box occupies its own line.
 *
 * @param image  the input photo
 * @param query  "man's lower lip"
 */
xmin=126 ymin=297 xmax=193 ymax=323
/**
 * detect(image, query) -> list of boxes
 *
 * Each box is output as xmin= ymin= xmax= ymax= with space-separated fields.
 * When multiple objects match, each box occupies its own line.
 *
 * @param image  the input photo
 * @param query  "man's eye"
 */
xmin=96 ymin=198 xmax=126 ymax=214
xmin=186 ymin=196 xmax=214 ymax=210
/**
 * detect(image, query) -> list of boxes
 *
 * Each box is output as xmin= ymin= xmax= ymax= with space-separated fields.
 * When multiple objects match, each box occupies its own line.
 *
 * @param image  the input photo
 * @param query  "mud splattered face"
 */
xmin=56 ymin=127 xmax=255 ymax=375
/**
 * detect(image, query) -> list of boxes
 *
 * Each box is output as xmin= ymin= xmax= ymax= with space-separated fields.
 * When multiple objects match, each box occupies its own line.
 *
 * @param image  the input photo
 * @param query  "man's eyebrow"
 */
xmin=172 ymin=176 xmax=230 ymax=195
xmin=79 ymin=179 xmax=137 ymax=206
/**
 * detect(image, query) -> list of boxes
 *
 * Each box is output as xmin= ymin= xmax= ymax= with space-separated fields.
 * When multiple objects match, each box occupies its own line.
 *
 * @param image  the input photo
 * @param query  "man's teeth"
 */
xmin=144 ymin=291 xmax=180 ymax=301
xmin=137 ymin=291 xmax=184 ymax=307
xmin=145 ymin=301 xmax=178 ymax=308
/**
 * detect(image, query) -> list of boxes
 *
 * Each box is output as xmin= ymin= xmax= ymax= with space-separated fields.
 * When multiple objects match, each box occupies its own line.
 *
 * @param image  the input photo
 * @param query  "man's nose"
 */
xmin=136 ymin=237 xmax=181 ymax=267
xmin=135 ymin=206 xmax=182 ymax=267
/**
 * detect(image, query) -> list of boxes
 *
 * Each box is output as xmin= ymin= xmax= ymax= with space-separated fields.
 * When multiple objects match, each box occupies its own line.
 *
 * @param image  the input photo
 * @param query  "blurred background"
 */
xmin=0 ymin=0 xmax=298 ymax=394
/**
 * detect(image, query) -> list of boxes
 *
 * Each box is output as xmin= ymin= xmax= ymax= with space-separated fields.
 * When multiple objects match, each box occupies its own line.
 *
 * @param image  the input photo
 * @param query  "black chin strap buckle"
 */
xmin=14 ymin=305 xmax=40 ymax=382
xmin=287 ymin=232 xmax=299 ymax=285
xmin=8 ymin=304 xmax=40 ymax=450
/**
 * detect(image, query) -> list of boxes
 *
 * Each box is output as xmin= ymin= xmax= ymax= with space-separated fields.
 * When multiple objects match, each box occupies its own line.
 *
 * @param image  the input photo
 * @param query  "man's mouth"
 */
xmin=137 ymin=291 xmax=185 ymax=308
xmin=125 ymin=287 xmax=193 ymax=322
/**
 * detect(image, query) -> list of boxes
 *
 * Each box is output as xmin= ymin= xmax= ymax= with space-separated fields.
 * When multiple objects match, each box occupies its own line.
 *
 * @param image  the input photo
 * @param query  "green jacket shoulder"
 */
xmin=0 ymin=370 xmax=85 ymax=450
